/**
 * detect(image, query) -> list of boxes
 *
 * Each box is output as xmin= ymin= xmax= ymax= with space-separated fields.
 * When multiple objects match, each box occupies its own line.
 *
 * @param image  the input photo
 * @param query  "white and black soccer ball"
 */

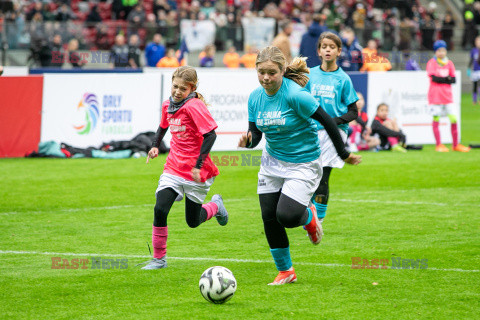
xmin=199 ymin=266 xmax=237 ymax=304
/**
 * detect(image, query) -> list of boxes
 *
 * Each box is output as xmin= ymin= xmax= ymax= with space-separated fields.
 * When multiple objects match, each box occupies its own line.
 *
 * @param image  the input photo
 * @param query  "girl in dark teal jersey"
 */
xmin=238 ymin=46 xmax=361 ymax=285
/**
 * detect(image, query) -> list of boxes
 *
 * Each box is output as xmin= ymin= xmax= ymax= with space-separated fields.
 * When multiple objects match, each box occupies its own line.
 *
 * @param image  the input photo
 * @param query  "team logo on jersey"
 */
xmin=73 ymin=93 xmax=100 ymax=135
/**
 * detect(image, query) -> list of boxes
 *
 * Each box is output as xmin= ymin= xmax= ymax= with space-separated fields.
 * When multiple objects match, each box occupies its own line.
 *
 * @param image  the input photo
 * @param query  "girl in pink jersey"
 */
xmin=427 ymin=40 xmax=470 ymax=152
xmin=140 ymin=66 xmax=229 ymax=270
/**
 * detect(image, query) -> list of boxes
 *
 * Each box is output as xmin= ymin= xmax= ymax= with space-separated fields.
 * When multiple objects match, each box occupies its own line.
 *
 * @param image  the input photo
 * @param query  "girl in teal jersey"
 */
xmin=306 ymin=32 xmax=360 ymax=243
xmin=238 ymin=46 xmax=361 ymax=285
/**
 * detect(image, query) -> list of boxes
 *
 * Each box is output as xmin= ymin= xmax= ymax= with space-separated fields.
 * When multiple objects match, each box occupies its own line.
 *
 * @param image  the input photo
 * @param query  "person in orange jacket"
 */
xmin=157 ymin=48 xmax=180 ymax=68
xmin=223 ymin=46 xmax=240 ymax=68
xmin=359 ymin=39 xmax=392 ymax=72
xmin=240 ymin=45 xmax=258 ymax=69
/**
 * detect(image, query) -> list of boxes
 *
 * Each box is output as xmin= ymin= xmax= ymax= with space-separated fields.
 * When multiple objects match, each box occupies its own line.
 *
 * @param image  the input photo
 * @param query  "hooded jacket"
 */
xmin=299 ymin=22 xmax=328 ymax=68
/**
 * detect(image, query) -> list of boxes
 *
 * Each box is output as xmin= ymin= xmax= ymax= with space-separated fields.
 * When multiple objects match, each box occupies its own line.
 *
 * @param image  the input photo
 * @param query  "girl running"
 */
xmin=305 ymin=32 xmax=360 ymax=241
xmin=141 ymin=66 xmax=229 ymax=270
xmin=427 ymin=40 xmax=470 ymax=152
xmin=238 ymin=46 xmax=361 ymax=285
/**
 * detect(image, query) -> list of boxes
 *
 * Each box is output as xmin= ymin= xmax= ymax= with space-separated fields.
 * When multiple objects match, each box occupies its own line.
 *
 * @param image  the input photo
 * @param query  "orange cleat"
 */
xmin=268 ymin=268 xmax=297 ymax=285
xmin=453 ymin=144 xmax=471 ymax=152
xmin=304 ymin=205 xmax=323 ymax=245
xmin=435 ymin=144 xmax=449 ymax=152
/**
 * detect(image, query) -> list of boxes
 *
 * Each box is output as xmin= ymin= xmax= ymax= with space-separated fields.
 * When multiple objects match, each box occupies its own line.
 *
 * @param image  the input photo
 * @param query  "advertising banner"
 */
xmin=367 ymin=71 xmax=461 ymax=144
xmin=41 ymin=73 xmax=161 ymax=148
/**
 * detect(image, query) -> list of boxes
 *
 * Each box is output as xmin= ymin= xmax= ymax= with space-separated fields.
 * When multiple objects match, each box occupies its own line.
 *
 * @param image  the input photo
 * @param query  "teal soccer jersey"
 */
xmin=306 ymin=66 xmax=359 ymax=133
xmin=248 ymin=78 xmax=320 ymax=163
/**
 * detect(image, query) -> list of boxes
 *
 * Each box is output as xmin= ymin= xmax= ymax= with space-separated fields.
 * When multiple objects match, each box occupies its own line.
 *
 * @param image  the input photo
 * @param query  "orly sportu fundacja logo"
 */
xmin=73 ymin=93 xmax=100 ymax=135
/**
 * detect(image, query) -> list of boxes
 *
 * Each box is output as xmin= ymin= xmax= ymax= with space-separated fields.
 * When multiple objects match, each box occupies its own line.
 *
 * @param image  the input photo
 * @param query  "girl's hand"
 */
xmin=344 ymin=153 xmax=362 ymax=165
xmin=238 ymin=132 xmax=252 ymax=148
xmin=146 ymin=147 xmax=159 ymax=164
xmin=191 ymin=168 xmax=201 ymax=183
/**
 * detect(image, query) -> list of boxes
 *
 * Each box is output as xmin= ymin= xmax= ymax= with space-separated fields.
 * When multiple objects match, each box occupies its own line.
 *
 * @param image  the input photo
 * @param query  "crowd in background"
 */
xmin=0 ymin=0 xmax=479 ymax=68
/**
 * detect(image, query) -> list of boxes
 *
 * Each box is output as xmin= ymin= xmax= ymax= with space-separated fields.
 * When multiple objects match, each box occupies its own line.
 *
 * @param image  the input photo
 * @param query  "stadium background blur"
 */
xmin=0 ymin=0 xmax=479 ymax=87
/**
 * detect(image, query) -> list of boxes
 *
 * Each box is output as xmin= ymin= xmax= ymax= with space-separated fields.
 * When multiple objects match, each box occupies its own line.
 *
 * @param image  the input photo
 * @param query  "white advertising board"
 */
xmin=160 ymin=69 xmax=264 ymax=151
xmin=367 ymin=71 xmax=461 ymax=144
xmin=41 ymin=73 xmax=161 ymax=148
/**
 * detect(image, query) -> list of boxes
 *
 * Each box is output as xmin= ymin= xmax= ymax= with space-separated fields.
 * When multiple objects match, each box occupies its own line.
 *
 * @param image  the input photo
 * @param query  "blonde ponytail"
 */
xmin=172 ymin=66 xmax=208 ymax=105
xmin=284 ymin=57 xmax=310 ymax=87
xmin=256 ymin=46 xmax=310 ymax=87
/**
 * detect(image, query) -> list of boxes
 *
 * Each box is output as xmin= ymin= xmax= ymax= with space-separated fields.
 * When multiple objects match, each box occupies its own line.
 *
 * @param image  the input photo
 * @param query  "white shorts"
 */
xmin=257 ymin=149 xmax=322 ymax=206
xmin=471 ymin=70 xmax=480 ymax=82
xmin=428 ymin=104 xmax=454 ymax=117
xmin=318 ymin=129 xmax=348 ymax=169
xmin=155 ymin=173 xmax=215 ymax=204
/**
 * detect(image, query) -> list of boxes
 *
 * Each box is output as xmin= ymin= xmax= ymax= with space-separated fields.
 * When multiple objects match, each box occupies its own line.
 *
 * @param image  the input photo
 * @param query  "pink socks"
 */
xmin=451 ymin=123 xmax=458 ymax=148
xmin=433 ymin=121 xmax=441 ymax=146
xmin=387 ymin=136 xmax=399 ymax=146
xmin=152 ymin=226 xmax=168 ymax=259
xmin=202 ymin=202 xmax=218 ymax=220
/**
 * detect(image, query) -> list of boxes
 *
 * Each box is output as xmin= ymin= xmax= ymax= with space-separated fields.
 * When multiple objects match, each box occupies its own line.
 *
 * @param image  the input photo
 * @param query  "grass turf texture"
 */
xmin=1 ymin=94 xmax=479 ymax=319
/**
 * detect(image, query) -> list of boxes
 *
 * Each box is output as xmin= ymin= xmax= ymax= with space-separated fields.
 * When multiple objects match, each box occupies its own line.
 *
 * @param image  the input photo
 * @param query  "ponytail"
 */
xmin=195 ymin=92 xmax=208 ymax=105
xmin=284 ymin=57 xmax=310 ymax=87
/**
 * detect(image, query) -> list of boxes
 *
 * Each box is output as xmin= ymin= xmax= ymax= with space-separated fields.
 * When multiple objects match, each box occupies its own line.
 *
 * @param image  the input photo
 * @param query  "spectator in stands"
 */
xmin=398 ymin=17 xmax=414 ymax=52
xmin=154 ymin=0 xmax=171 ymax=18
xmin=440 ymin=12 xmax=455 ymax=50
xmin=127 ymin=4 xmax=146 ymax=34
xmin=123 ymin=0 xmax=138 ymax=19
xmin=110 ymin=34 xmax=130 ymax=68
xmin=50 ymin=34 xmax=64 ymax=68
xmin=371 ymin=103 xmax=407 ymax=152
xmin=55 ymin=4 xmax=76 ymax=22
xmin=420 ymin=13 xmax=436 ymax=51
xmin=271 ymin=20 xmax=293 ymax=63
xmin=156 ymin=48 xmax=180 ymax=68
xmin=42 ymin=3 xmax=55 ymax=22
xmin=382 ymin=9 xmax=397 ymax=51
xmin=112 ymin=0 xmax=125 ymax=20
xmin=338 ymin=27 xmax=363 ymax=72
xmin=352 ymin=3 xmax=367 ymax=45
xmin=86 ymin=5 xmax=102 ymax=23
xmin=200 ymin=1 xmax=215 ymax=19
xmin=240 ymin=45 xmax=258 ymax=69
xmin=299 ymin=14 xmax=327 ymax=68
xmin=360 ymin=39 xmax=392 ymax=72
xmin=128 ymin=34 xmax=141 ymax=68
xmin=145 ymin=34 xmax=166 ymax=67
xmin=26 ymin=2 xmax=44 ymax=21
xmin=223 ymin=46 xmax=240 ymax=68
xmin=200 ymin=44 xmax=216 ymax=67
xmin=462 ymin=11 xmax=478 ymax=50
xmin=348 ymin=92 xmax=380 ymax=152
xmin=95 ymin=25 xmax=111 ymax=50
xmin=68 ymin=38 xmax=86 ymax=68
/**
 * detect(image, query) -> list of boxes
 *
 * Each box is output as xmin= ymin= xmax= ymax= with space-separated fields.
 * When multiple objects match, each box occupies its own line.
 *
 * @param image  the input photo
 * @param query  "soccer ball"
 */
xmin=199 ymin=266 xmax=237 ymax=304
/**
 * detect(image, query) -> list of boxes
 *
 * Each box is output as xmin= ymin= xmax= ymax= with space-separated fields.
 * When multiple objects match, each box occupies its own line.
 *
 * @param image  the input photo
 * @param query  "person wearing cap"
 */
xmin=426 ymin=40 xmax=470 ymax=152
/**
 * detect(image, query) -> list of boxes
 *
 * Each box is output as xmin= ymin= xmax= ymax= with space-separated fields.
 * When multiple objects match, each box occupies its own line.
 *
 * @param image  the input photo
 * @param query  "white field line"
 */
xmin=0 ymin=250 xmax=478 ymax=273
xmin=0 ymin=199 xmax=250 ymax=215
xmin=2 ymin=196 xmax=479 ymax=215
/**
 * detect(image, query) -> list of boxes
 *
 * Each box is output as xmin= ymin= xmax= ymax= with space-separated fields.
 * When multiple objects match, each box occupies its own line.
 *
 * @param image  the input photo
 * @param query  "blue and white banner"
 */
xmin=241 ymin=17 xmax=276 ymax=50
xmin=180 ymin=20 xmax=216 ymax=51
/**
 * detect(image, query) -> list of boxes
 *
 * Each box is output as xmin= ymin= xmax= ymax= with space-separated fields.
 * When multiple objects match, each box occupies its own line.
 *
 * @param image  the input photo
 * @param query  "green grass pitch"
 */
xmin=1 ymin=94 xmax=479 ymax=319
